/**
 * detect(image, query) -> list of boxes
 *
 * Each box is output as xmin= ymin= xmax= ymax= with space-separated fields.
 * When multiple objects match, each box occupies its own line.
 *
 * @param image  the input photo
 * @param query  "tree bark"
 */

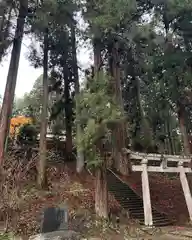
xmin=189 ymin=136 xmax=192 ymax=154
xmin=71 ymin=22 xmax=84 ymax=172
xmin=93 ymin=38 xmax=108 ymax=219
xmin=178 ymin=104 xmax=190 ymax=155
xmin=166 ymin=118 xmax=174 ymax=155
xmin=0 ymin=0 xmax=28 ymax=165
xmin=63 ymin=61 xmax=73 ymax=156
xmin=109 ymin=41 xmax=129 ymax=176
xmin=95 ymin=164 xmax=108 ymax=219
xmin=135 ymin=75 xmax=154 ymax=151
xmin=93 ymin=38 xmax=102 ymax=76
xmin=37 ymin=28 xmax=49 ymax=189
xmin=65 ymin=113 xmax=73 ymax=155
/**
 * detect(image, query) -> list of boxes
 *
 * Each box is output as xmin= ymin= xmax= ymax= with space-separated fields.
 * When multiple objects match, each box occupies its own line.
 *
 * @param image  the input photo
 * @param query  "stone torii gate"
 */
xmin=129 ymin=151 xmax=192 ymax=226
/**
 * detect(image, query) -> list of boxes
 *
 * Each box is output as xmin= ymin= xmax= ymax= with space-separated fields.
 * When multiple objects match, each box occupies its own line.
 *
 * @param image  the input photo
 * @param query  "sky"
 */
xmin=0 ymin=37 xmax=91 ymax=99
xmin=0 ymin=38 xmax=42 ymax=98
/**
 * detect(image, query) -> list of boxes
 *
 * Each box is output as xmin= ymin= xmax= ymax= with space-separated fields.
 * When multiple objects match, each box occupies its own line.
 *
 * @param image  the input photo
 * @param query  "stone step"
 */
xmin=118 ymin=203 xmax=143 ymax=208
xmin=128 ymin=208 xmax=160 ymax=214
xmin=139 ymin=219 xmax=173 ymax=226
xmin=130 ymin=211 xmax=170 ymax=221
xmin=112 ymin=196 xmax=142 ymax=203
xmin=109 ymin=187 xmax=134 ymax=194
xmin=107 ymin=169 xmax=174 ymax=227
xmin=131 ymin=212 xmax=167 ymax=220
xmin=110 ymin=193 xmax=139 ymax=200
xmin=111 ymin=196 xmax=137 ymax=203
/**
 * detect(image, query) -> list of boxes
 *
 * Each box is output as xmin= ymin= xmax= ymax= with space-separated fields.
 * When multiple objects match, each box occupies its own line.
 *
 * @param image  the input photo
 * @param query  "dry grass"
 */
xmin=0 ymin=155 xmax=120 ymax=237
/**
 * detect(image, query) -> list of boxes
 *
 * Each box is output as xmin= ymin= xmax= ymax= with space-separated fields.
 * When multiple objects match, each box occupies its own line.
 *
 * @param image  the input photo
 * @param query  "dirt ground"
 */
xmin=0 ymin=162 xmax=121 ymax=237
xmin=1 ymin=161 xmax=192 ymax=239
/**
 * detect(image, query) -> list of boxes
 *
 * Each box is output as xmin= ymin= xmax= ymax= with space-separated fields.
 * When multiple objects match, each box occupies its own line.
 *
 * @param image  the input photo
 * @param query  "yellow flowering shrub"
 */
xmin=10 ymin=116 xmax=32 ymax=138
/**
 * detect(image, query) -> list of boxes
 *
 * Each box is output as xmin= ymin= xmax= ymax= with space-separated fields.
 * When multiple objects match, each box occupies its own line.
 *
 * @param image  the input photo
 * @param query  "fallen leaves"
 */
xmin=0 ymin=161 xmax=120 ymax=237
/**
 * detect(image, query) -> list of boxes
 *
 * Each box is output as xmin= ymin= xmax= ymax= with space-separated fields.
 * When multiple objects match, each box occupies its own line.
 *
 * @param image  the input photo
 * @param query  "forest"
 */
xmin=0 ymin=0 xmax=192 ymax=238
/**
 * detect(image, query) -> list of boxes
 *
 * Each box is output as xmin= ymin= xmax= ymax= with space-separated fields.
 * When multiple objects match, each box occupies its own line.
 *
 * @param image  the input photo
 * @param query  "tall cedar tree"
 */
xmin=94 ymin=38 xmax=108 ymax=218
xmin=37 ymin=28 xmax=49 ymax=188
xmin=108 ymin=40 xmax=130 ymax=175
xmin=0 ymin=0 xmax=28 ymax=165
xmin=71 ymin=22 xmax=85 ymax=172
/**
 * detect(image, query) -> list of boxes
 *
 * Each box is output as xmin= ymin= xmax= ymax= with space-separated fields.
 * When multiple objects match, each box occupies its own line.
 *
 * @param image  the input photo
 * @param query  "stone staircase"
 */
xmin=107 ymin=169 xmax=174 ymax=227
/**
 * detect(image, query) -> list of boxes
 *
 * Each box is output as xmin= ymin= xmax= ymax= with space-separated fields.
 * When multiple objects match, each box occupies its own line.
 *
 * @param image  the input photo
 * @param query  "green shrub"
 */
xmin=17 ymin=123 xmax=38 ymax=146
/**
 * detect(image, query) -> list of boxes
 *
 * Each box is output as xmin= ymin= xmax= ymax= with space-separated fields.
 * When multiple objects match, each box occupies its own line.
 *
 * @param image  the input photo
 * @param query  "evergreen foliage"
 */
xmin=76 ymin=72 xmax=124 ymax=167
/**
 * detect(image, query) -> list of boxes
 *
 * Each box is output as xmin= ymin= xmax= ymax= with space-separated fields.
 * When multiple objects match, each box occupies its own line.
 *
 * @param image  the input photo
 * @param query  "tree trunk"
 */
xmin=71 ymin=22 xmax=84 ymax=172
xmin=63 ymin=63 xmax=73 ymax=157
xmin=109 ymin=41 xmax=129 ymax=176
xmin=65 ymin=119 xmax=72 ymax=155
xmin=95 ymin=164 xmax=108 ymax=219
xmin=37 ymin=28 xmax=49 ymax=189
xmin=135 ymin=76 xmax=154 ymax=151
xmin=166 ymin=118 xmax=174 ymax=155
xmin=189 ymin=136 xmax=192 ymax=154
xmin=93 ymin=38 xmax=108 ymax=219
xmin=0 ymin=0 xmax=28 ymax=165
xmin=93 ymin=38 xmax=102 ymax=76
xmin=178 ymin=104 xmax=190 ymax=155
